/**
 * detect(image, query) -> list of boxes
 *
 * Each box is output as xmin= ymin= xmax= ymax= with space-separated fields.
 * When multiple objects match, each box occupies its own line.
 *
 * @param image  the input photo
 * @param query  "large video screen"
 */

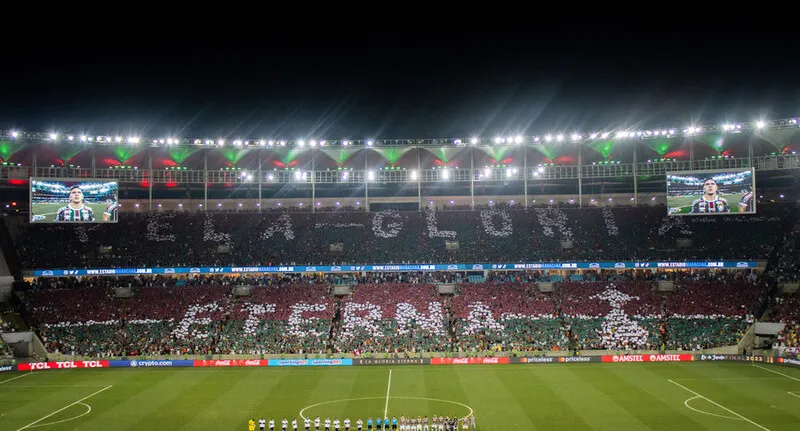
xmin=666 ymin=168 xmax=755 ymax=216
xmin=30 ymin=179 xmax=119 ymax=223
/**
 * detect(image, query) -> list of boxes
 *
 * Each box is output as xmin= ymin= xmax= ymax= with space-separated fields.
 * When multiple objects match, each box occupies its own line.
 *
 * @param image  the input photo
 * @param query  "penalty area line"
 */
xmin=15 ymin=385 xmax=112 ymax=431
xmin=668 ymin=379 xmax=770 ymax=431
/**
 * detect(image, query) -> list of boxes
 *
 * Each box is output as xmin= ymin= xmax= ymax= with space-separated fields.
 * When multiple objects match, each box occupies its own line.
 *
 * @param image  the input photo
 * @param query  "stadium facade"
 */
xmin=0 ymin=120 xmax=799 ymax=211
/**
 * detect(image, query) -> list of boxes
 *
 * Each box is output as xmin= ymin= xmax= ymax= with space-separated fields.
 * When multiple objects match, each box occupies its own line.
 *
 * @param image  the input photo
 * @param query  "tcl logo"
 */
xmin=19 ymin=361 xmax=109 ymax=371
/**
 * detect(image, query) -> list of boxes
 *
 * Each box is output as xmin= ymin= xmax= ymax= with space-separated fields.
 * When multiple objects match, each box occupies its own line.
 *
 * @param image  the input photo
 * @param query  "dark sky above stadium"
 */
xmin=1 ymin=31 xmax=797 ymax=139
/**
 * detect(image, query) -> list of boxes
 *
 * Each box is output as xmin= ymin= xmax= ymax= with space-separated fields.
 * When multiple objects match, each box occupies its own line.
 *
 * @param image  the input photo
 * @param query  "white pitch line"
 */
xmin=668 ymin=379 xmax=770 ymax=431
xmin=0 ymin=373 xmax=32 ymax=385
xmin=15 ymin=385 xmax=112 ymax=431
xmin=754 ymin=365 xmax=800 ymax=383
xmin=383 ymin=369 xmax=392 ymax=418
xmin=789 ymin=392 xmax=800 ymax=399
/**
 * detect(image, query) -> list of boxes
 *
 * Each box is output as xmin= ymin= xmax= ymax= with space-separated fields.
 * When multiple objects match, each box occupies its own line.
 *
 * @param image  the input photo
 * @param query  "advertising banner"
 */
xmin=601 ymin=354 xmax=693 ymax=363
xmin=17 ymin=360 xmax=109 ymax=371
xmin=193 ymin=359 xmax=269 ymax=367
xmin=0 ymin=365 xmax=14 ymax=372
xmin=777 ymin=357 xmax=800 ymax=367
xmin=695 ymin=354 xmax=771 ymax=363
xmin=267 ymin=359 xmax=352 ymax=367
xmin=32 ymin=260 xmax=759 ymax=277
xmin=430 ymin=357 xmax=510 ymax=365
xmin=109 ymin=359 xmax=195 ymax=368
xmin=518 ymin=357 xmax=557 ymax=364
xmin=355 ymin=358 xmax=429 ymax=366
xmin=512 ymin=356 xmax=599 ymax=364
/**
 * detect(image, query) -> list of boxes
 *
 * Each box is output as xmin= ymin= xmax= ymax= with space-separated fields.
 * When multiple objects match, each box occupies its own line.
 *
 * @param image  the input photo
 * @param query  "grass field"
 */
xmin=1 ymin=363 xmax=799 ymax=430
xmin=667 ymin=193 xmax=747 ymax=214
xmin=30 ymin=203 xmax=111 ymax=223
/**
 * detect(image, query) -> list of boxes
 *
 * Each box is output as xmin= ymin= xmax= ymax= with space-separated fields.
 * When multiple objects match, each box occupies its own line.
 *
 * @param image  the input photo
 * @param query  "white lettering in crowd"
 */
xmin=372 ymin=210 xmax=403 ymax=238
xmin=146 ymin=213 xmax=176 ymax=242
xmin=425 ymin=211 xmax=456 ymax=238
xmin=340 ymin=302 xmax=384 ymax=338
xmin=479 ymin=209 xmax=513 ymax=237
xmin=261 ymin=214 xmax=295 ymax=240
xmin=534 ymin=208 xmax=573 ymax=240
xmin=287 ymin=303 xmax=328 ymax=338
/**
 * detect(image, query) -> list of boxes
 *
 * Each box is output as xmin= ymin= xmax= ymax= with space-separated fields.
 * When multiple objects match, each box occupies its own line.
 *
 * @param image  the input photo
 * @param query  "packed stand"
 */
xmin=25 ymin=275 xmax=334 ymax=357
xmin=334 ymin=283 xmax=448 ymax=355
xmin=664 ymin=274 xmax=766 ymax=350
xmin=8 ymin=203 xmax=794 ymax=269
xmin=450 ymin=283 xmax=563 ymax=352
xmin=558 ymin=282 xmax=662 ymax=350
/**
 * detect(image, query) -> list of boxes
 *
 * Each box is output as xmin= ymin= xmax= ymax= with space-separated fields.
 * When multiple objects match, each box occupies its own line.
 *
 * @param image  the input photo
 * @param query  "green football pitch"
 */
xmin=667 ymin=193 xmax=746 ymax=215
xmin=30 ymin=203 xmax=108 ymax=223
xmin=1 ymin=363 xmax=799 ymax=430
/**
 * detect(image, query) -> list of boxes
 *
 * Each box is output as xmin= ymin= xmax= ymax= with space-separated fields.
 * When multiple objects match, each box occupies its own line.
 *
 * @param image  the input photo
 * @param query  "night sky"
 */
xmin=1 ymin=31 xmax=797 ymax=140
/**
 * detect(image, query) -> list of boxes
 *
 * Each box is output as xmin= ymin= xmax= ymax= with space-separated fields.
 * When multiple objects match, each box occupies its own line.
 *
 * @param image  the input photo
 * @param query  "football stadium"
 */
xmin=0 ymin=119 xmax=798 ymax=431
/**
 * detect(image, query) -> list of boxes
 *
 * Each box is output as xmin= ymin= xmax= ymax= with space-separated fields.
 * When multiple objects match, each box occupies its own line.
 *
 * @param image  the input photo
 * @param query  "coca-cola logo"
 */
xmin=452 ymin=358 xmax=469 ymax=364
xmin=214 ymin=360 xmax=231 ymax=366
xmin=244 ymin=360 xmax=262 ymax=366
xmin=482 ymin=357 xmax=500 ymax=364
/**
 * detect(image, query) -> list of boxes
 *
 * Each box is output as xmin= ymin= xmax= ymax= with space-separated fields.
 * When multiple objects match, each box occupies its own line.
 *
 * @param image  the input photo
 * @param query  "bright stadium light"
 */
xmin=756 ymin=121 xmax=764 ymax=129
xmin=297 ymin=140 xmax=305 ymax=147
xmin=50 ymin=133 xmax=58 ymax=140
xmin=471 ymin=137 xmax=479 ymax=144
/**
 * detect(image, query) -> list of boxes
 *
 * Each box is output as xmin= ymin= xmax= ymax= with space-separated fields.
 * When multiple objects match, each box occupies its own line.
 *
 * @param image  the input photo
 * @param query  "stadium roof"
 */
xmin=2 ymin=117 xmax=798 ymax=149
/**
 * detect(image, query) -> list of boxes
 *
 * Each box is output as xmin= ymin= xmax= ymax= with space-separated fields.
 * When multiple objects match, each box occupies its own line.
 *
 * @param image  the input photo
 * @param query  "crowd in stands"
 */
xmin=0 ymin=317 xmax=12 ymax=359
xmin=7 ymin=203 xmax=796 ymax=269
xmin=15 ymin=268 xmax=774 ymax=358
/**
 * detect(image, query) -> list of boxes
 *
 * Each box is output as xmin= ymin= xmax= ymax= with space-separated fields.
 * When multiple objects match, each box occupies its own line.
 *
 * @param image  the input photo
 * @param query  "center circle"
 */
xmin=299 ymin=396 xmax=473 ymax=421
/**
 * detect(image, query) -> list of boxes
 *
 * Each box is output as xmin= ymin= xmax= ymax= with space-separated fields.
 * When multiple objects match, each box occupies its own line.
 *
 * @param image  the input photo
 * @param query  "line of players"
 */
xmin=249 ymin=415 xmax=477 ymax=431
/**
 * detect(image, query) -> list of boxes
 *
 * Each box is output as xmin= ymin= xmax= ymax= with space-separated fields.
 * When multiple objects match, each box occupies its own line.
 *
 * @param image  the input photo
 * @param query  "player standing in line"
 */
xmin=423 ymin=416 xmax=429 ymax=431
xmin=282 ymin=417 xmax=288 ymax=431
xmin=367 ymin=417 xmax=373 ymax=431
xmin=344 ymin=417 xmax=351 ymax=431
xmin=305 ymin=418 xmax=311 ymax=431
xmin=250 ymin=418 xmax=256 ymax=431
xmin=376 ymin=417 xmax=382 ymax=431
xmin=55 ymin=186 xmax=95 ymax=221
xmin=357 ymin=418 xmax=363 ymax=431
xmin=334 ymin=417 xmax=341 ymax=431
xmin=391 ymin=416 xmax=398 ymax=430
xmin=461 ymin=417 xmax=468 ymax=431
xmin=269 ymin=418 xmax=275 ymax=431
xmin=325 ymin=417 xmax=331 ymax=431
xmin=469 ymin=415 xmax=475 ymax=430
xmin=292 ymin=418 xmax=298 ymax=431
xmin=259 ymin=418 xmax=266 ymax=431
xmin=315 ymin=417 xmax=321 ymax=431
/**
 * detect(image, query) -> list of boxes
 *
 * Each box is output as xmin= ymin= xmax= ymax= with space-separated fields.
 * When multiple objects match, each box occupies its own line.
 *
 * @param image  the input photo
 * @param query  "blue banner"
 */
xmin=32 ymin=261 xmax=758 ymax=277
xmin=109 ymin=359 xmax=194 ymax=368
xmin=268 ymin=358 xmax=352 ymax=367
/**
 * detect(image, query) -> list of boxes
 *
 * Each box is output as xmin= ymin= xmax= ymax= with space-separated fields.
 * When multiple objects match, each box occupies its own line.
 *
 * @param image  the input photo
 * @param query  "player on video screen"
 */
xmin=55 ymin=186 xmax=95 ymax=221
xmin=103 ymin=191 xmax=119 ymax=222
xmin=738 ymin=186 xmax=755 ymax=213
xmin=690 ymin=178 xmax=730 ymax=213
